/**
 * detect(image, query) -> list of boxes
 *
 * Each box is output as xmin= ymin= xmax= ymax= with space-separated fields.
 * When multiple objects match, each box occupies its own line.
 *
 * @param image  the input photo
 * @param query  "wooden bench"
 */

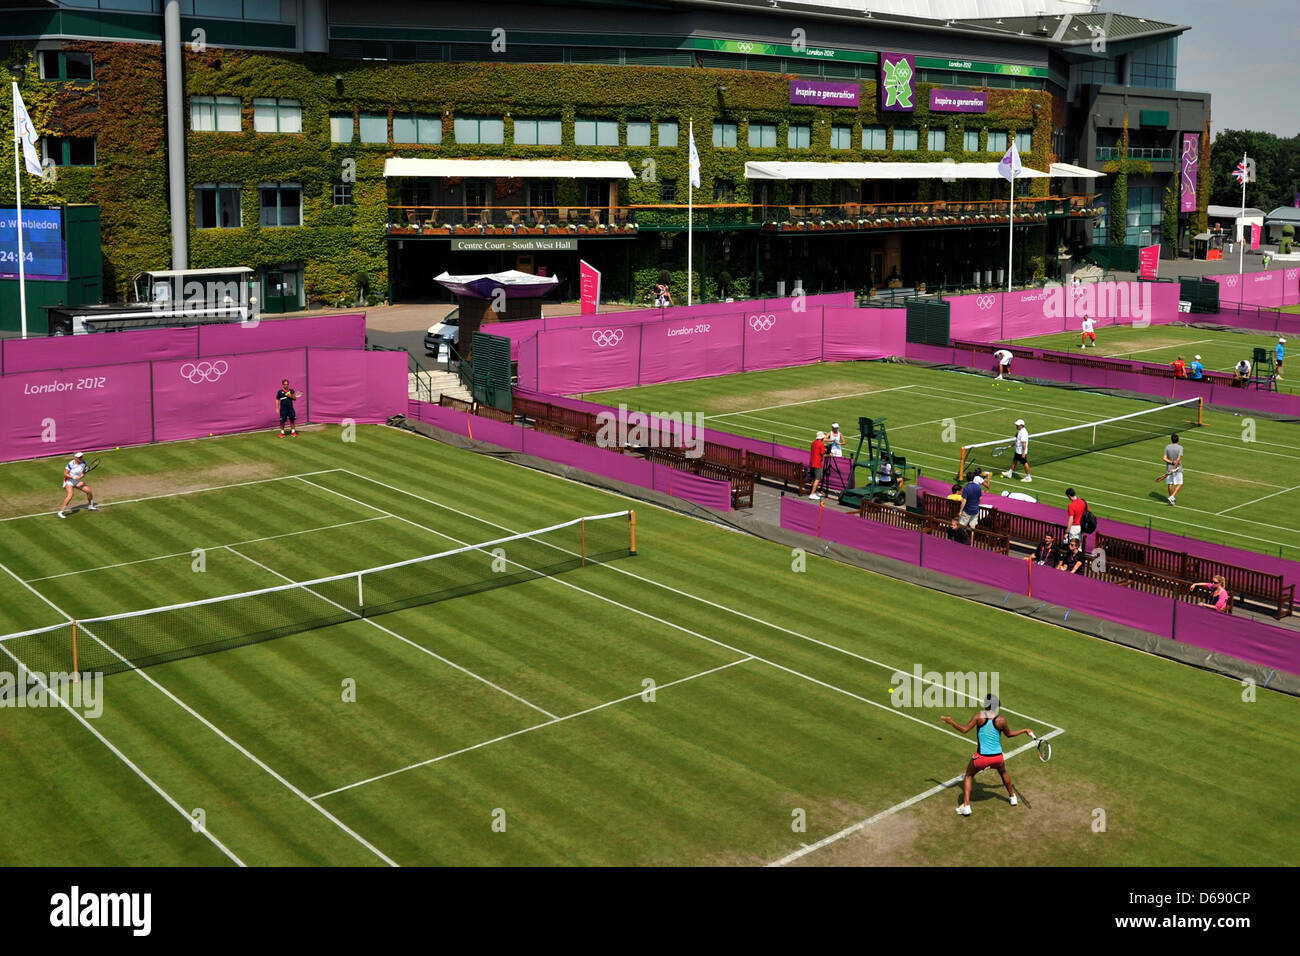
xmin=702 ymin=441 xmax=747 ymax=471
xmin=473 ymin=404 xmax=515 ymax=423
xmin=513 ymin=395 xmax=552 ymax=424
xmin=438 ymin=394 xmax=473 ymax=413
xmin=746 ymin=451 xmax=808 ymax=495
xmin=862 ymin=501 xmax=1011 ymax=554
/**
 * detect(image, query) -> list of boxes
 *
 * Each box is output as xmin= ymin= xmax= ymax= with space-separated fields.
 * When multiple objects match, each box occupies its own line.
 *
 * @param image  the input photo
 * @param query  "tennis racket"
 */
xmin=1154 ymin=471 xmax=1171 ymax=483
xmin=1036 ymin=737 xmax=1052 ymax=762
xmin=993 ymin=444 xmax=1011 ymax=458
xmin=84 ymin=458 xmax=101 ymax=475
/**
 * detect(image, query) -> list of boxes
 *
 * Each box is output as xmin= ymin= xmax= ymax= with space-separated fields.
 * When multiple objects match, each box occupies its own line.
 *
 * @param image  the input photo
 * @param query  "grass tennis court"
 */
xmin=1002 ymin=323 xmax=1299 ymax=396
xmin=592 ymin=361 xmax=1300 ymax=560
xmin=1 ymin=423 xmax=1298 ymax=866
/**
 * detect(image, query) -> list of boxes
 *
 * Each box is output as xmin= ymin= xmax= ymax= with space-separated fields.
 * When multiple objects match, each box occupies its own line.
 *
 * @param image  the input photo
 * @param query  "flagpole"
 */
xmin=1239 ymin=151 xmax=1246 ymax=279
xmin=687 ymin=119 xmax=694 ymax=307
xmin=1007 ymin=176 xmax=1014 ymax=292
xmin=11 ymin=80 xmax=28 ymax=340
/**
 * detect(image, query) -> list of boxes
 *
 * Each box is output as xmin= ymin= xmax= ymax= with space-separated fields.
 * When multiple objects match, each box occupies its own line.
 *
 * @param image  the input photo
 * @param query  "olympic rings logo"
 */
xmin=1287 ymin=269 xmax=1299 ymax=281
xmin=748 ymin=313 xmax=776 ymax=331
xmin=591 ymin=329 xmax=624 ymax=348
xmin=179 ymin=360 xmax=228 ymax=383
xmin=737 ymin=42 xmax=753 ymax=53
xmin=976 ymin=295 xmax=997 ymax=310
xmin=1225 ymin=275 xmax=1239 ymax=287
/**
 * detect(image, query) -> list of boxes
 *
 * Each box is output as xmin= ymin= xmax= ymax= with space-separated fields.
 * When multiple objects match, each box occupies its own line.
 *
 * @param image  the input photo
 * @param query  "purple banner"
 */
xmin=638 ymin=314 xmax=744 ymax=386
xmin=307 ymin=349 xmax=408 ymax=424
xmin=879 ymin=52 xmax=916 ymax=113
xmin=821 ymin=306 xmax=906 ymax=361
xmin=1180 ymin=133 xmax=1199 ymax=214
xmin=928 ymin=89 xmax=988 ymax=113
xmin=790 ymin=80 xmax=860 ymax=107
xmin=1210 ymin=270 xmax=1284 ymax=308
xmin=0 ymin=363 xmax=155 ymax=463
xmin=198 ymin=313 xmax=365 ymax=354
xmin=742 ymin=308 xmax=822 ymax=373
xmin=538 ymin=323 xmax=642 ymax=393
xmin=151 ymin=350 xmax=309 ymax=444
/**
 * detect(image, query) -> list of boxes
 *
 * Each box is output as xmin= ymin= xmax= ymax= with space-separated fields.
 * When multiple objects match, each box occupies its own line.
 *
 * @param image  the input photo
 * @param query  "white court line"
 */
xmin=25 ymin=516 xmax=391 ymax=583
xmin=1217 ymin=484 xmax=1300 ymax=516
xmin=1110 ymin=338 xmax=1215 ymax=357
xmin=314 ymin=657 xmax=754 ymax=799
xmin=0 ymin=558 xmax=399 ymax=867
xmin=333 ymin=468 xmax=1063 ymax=733
xmin=768 ymin=729 xmax=1064 ymax=866
xmin=0 ymin=560 xmax=247 ymax=866
xmin=222 ymin=541 xmax=558 ymax=721
xmin=704 ymin=384 xmax=917 ymax=419
xmin=0 ymin=469 xmax=345 ymax=524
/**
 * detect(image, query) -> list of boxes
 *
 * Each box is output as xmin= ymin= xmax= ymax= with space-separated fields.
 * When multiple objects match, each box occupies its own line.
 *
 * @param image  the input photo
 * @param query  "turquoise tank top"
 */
xmin=977 ymin=715 xmax=1003 ymax=756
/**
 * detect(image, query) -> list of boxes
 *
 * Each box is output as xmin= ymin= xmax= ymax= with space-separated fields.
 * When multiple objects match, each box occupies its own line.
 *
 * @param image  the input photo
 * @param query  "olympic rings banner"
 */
xmin=0 ymin=347 xmax=408 ymax=463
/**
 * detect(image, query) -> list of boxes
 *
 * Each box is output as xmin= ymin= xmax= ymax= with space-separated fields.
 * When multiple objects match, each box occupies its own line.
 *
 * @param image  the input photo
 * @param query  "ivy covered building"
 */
xmin=0 ymin=0 xmax=1210 ymax=317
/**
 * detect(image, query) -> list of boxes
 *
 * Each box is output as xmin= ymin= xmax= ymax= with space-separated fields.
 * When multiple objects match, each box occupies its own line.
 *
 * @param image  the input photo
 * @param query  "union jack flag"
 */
xmin=1232 ymin=159 xmax=1249 ymax=185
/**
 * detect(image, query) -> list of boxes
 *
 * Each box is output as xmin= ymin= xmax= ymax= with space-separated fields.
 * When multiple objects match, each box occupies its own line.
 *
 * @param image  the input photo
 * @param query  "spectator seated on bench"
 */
xmin=1192 ymin=575 xmax=1231 ymax=613
xmin=948 ymin=517 xmax=971 ymax=546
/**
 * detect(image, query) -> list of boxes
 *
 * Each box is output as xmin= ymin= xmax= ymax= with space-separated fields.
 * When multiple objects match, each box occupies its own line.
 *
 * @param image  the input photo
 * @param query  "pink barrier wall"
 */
xmin=0 ymin=362 xmax=156 ymax=462
xmin=307 ymin=349 xmax=408 ymax=424
xmin=1213 ymin=305 xmax=1300 ymax=335
xmin=743 ymin=309 xmax=823 ymax=372
xmin=947 ymin=283 xmax=1181 ymax=341
xmin=822 ymin=307 xmax=906 ymax=361
xmin=1209 ymin=269 xmax=1300 ymax=307
xmin=151 ymin=350 xmax=309 ymax=443
xmin=0 ymin=314 xmax=367 ymax=375
xmin=638 ymin=314 xmax=744 ymax=386
xmin=537 ymin=322 xmax=643 ymax=393
xmin=781 ymin=496 xmax=1300 ymax=675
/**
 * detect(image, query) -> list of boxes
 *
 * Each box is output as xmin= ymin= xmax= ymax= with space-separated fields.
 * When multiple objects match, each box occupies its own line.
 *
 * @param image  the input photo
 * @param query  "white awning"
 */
xmin=744 ymin=161 xmax=1051 ymax=181
xmin=385 ymin=158 xmax=636 ymax=179
xmin=1048 ymin=163 xmax=1105 ymax=179
xmin=434 ymin=270 xmax=559 ymax=299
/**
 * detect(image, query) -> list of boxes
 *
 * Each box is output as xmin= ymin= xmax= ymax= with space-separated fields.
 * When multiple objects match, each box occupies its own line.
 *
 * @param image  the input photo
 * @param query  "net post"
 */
xmin=357 ymin=572 xmax=364 ymax=610
xmin=1197 ymin=397 xmax=1203 ymax=425
xmin=629 ymin=510 xmax=637 ymax=555
xmin=957 ymin=447 xmax=967 ymax=480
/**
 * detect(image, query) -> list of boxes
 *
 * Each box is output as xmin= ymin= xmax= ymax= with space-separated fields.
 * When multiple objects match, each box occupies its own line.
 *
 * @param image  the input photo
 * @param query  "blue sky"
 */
xmin=1109 ymin=0 xmax=1299 ymax=137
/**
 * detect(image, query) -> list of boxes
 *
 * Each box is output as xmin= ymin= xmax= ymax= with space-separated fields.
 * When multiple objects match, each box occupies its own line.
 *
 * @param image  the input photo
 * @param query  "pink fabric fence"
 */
xmin=947 ymin=283 xmax=1181 ymax=341
xmin=0 ymin=347 xmax=405 ymax=463
xmin=0 ymin=313 xmax=366 ymax=375
xmin=781 ymin=496 xmax=1300 ymax=676
xmin=408 ymin=402 xmax=733 ymax=511
xmin=1209 ymin=268 xmax=1300 ymax=308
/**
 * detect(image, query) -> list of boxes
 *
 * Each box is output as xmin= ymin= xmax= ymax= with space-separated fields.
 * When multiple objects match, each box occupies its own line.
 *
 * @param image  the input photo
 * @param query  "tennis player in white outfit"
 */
xmin=1002 ymin=419 xmax=1032 ymax=483
xmin=58 ymin=452 xmax=98 ymax=518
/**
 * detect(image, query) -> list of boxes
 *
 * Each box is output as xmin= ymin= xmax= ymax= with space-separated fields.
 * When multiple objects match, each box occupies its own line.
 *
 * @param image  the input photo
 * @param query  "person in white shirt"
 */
xmin=1234 ymin=358 xmax=1251 ymax=388
xmin=994 ymin=349 xmax=1013 ymax=380
xmin=827 ymin=422 xmax=845 ymax=457
xmin=58 ymin=452 xmax=98 ymax=519
xmin=1002 ymin=418 xmax=1032 ymax=483
xmin=1080 ymin=316 xmax=1096 ymax=348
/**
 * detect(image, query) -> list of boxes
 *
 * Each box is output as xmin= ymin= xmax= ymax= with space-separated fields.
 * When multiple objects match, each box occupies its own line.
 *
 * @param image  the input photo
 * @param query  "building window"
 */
xmin=39 ymin=50 xmax=94 ymax=81
xmin=454 ymin=115 xmax=504 ymax=144
xmin=253 ymin=98 xmax=301 ymax=134
xmin=194 ymin=184 xmax=241 ymax=229
xmin=658 ymin=121 xmax=678 ymax=147
xmin=894 ymin=129 xmax=919 ymax=151
xmin=513 ymin=117 xmax=561 ymax=146
xmin=830 ymin=125 xmax=852 ymax=150
xmin=333 ymin=182 xmax=353 ymax=206
xmin=42 ymin=136 xmax=96 ymax=166
xmin=190 ymin=95 xmax=241 ymax=132
xmin=787 ymin=125 xmax=811 ymax=149
xmin=963 ymin=130 xmax=980 ymax=152
xmin=359 ymin=113 xmax=388 ymax=144
xmin=862 ymin=126 xmax=886 ymax=150
xmin=713 ymin=122 xmax=737 ymax=148
xmin=988 ymin=131 xmax=1008 ymax=152
xmin=748 ymin=123 xmax=777 ymax=148
xmin=927 ymin=129 xmax=947 ymax=151
xmin=1015 ymin=131 xmax=1032 ymax=153
xmin=329 ymin=113 xmax=355 ymax=144
xmin=661 ymin=178 xmax=677 ymax=203
xmin=259 ymin=184 xmax=302 ymax=227
xmin=627 ymin=121 xmax=652 ymax=147
xmin=528 ymin=181 xmax=556 ymax=207
xmin=394 ymin=114 xmax=442 ymax=144
xmin=574 ymin=117 xmax=618 ymax=146
xmin=713 ymin=178 xmax=734 ymax=201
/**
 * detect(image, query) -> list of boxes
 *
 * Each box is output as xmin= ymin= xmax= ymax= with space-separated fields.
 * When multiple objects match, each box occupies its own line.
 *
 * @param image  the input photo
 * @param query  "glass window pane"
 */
xmin=253 ymin=98 xmax=277 ymax=133
xmin=514 ymin=119 xmax=536 ymax=144
xmin=658 ymin=121 xmax=678 ymax=147
xmin=196 ymin=0 xmax=241 ymax=16
xmin=597 ymin=119 xmax=617 ymax=145
xmin=219 ymin=188 xmax=239 ymax=227
xmin=393 ymin=116 xmax=417 ymax=143
xmin=1016 ymin=132 xmax=1031 ymax=152
xmin=329 ymin=114 xmax=354 ymax=143
xmin=243 ymin=0 xmax=281 ymax=20
xmin=279 ymin=100 xmax=301 ymax=134
xmin=191 ymin=97 xmax=214 ymax=131
xmin=537 ymin=119 xmax=561 ymax=145
xmin=964 ymin=130 xmax=979 ymax=151
xmin=360 ymin=113 xmax=387 ymax=143
xmin=65 ymin=52 xmax=94 ymax=80
xmin=455 ymin=116 xmax=480 ymax=143
xmin=627 ymin=121 xmax=651 ymax=147
xmin=928 ymin=130 xmax=946 ymax=151
xmin=259 ymin=188 xmax=278 ymax=226
xmin=216 ymin=97 xmax=241 ymax=132
xmin=280 ymin=188 xmax=301 ymax=226
xmin=481 ymin=118 xmax=504 ymax=144
xmin=574 ymin=119 xmax=595 ymax=146
xmin=418 ymin=116 xmax=442 ymax=144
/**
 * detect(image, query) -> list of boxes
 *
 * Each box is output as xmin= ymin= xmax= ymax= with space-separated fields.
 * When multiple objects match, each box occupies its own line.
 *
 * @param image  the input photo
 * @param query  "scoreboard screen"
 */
xmin=0 ymin=207 xmax=67 ymax=281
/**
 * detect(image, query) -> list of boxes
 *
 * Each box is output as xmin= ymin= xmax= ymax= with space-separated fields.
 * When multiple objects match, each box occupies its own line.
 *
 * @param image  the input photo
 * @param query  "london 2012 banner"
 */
xmin=1181 ymin=133 xmax=1200 ymax=214
xmin=879 ymin=52 xmax=916 ymax=113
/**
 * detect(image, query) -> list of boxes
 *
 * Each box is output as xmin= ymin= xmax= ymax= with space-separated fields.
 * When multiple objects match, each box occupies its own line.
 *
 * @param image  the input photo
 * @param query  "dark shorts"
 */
xmin=810 ymin=466 xmax=824 ymax=480
xmin=972 ymin=753 xmax=1005 ymax=771
xmin=280 ymin=405 xmax=296 ymax=422
xmin=1012 ymin=453 xmax=1028 ymax=466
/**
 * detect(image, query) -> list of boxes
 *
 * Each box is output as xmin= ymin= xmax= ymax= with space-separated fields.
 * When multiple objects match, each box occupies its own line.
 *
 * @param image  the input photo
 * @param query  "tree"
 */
xmin=1209 ymin=129 xmax=1300 ymax=212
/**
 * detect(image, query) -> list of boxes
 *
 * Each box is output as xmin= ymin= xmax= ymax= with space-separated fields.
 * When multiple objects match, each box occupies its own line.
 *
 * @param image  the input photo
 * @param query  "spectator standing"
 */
xmin=1276 ymin=338 xmax=1286 ymax=379
xmin=1065 ymin=488 xmax=1087 ymax=543
xmin=1171 ymin=355 xmax=1187 ymax=379
xmin=1189 ymin=355 xmax=1204 ymax=381
xmin=958 ymin=472 xmax=984 ymax=530
xmin=808 ymin=431 xmax=828 ymax=499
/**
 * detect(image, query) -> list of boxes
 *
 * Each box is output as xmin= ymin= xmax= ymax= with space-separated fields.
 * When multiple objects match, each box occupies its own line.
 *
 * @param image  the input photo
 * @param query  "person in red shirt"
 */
xmin=1065 ymin=487 xmax=1087 ymax=543
xmin=1171 ymin=355 xmax=1186 ymax=379
xmin=808 ymin=431 xmax=828 ymax=499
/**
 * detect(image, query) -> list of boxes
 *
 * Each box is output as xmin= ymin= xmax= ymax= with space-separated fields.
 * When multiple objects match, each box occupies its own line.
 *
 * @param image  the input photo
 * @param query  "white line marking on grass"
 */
xmin=328 ymin=470 xmax=1045 ymax=739
xmin=314 ymin=656 xmax=754 ymax=799
xmin=768 ymin=729 xmax=1063 ymax=866
xmin=25 ymin=516 xmax=391 ymax=583
xmin=223 ymin=541 xmax=559 ymax=721
xmin=706 ymin=385 xmax=917 ymax=418
xmin=1110 ymin=338 xmax=1215 ymax=357
xmin=0 ymin=469 xmax=345 ymax=524
xmin=1216 ymin=484 xmax=1300 ymax=516
xmin=0 ymin=633 xmax=247 ymax=867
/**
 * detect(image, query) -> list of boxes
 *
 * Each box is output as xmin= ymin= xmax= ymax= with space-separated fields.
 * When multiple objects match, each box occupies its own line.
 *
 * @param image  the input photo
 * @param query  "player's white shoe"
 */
xmin=1009 ymin=795 xmax=1018 ymax=806
xmin=955 ymin=804 xmax=972 ymax=816
xmin=995 ymin=375 xmax=1004 ymax=381
xmin=57 ymin=511 xmax=66 ymax=519
xmin=1021 ymin=476 xmax=1032 ymax=483
xmin=1002 ymin=470 xmax=1014 ymax=478
xmin=1168 ymin=496 xmax=1176 ymax=505
xmin=88 ymin=504 xmax=99 ymax=511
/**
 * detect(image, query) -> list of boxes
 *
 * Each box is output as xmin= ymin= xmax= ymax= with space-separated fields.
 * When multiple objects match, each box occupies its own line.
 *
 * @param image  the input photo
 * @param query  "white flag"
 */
xmin=688 ymin=123 xmax=701 ymax=189
xmin=12 ymin=84 xmax=43 ymax=176
xmin=997 ymin=139 xmax=1022 ymax=183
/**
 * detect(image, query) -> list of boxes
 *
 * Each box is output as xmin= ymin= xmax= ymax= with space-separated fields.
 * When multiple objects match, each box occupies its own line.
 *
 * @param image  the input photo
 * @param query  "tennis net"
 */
xmin=0 ymin=510 xmax=636 ymax=677
xmin=957 ymin=398 xmax=1202 ymax=479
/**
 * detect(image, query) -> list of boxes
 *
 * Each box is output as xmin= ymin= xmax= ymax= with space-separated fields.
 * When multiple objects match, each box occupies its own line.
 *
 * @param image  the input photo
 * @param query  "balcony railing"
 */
xmin=385 ymin=196 xmax=1103 ymax=237
xmin=1095 ymin=146 xmax=1175 ymax=161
